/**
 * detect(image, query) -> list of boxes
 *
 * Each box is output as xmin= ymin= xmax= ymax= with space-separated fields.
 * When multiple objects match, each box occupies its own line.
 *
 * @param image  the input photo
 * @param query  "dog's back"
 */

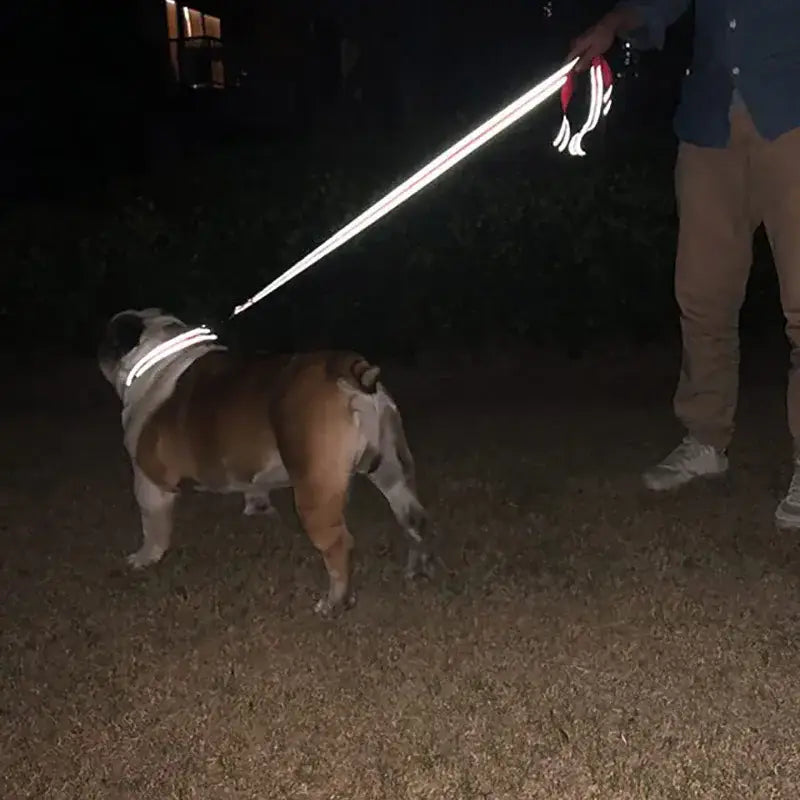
xmin=135 ymin=349 xmax=385 ymax=490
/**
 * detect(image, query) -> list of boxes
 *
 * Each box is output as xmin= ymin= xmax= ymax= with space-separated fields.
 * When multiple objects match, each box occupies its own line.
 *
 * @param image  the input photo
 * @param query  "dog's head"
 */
xmin=98 ymin=307 xmax=190 ymax=396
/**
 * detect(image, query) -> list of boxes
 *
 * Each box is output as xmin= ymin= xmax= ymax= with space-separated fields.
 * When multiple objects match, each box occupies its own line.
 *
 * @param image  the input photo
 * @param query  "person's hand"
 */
xmin=567 ymin=9 xmax=639 ymax=72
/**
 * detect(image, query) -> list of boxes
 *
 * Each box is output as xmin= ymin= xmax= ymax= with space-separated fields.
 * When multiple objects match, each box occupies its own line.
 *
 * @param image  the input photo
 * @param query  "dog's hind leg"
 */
xmin=367 ymin=460 xmax=433 ymax=580
xmin=365 ymin=410 xmax=434 ymax=580
xmin=128 ymin=467 xmax=176 ymax=568
xmin=276 ymin=376 xmax=369 ymax=617
xmin=293 ymin=475 xmax=356 ymax=617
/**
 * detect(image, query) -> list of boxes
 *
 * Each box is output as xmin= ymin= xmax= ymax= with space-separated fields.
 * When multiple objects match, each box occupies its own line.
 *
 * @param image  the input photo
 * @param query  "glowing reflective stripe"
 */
xmin=553 ymin=56 xmax=614 ymax=158
xmin=552 ymin=115 xmax=571 ymax=152
xmin=125 ymin=326 xmax=219 ymax=387
xmin=567 ymin=62 xmax=605 ymax=157
xmin=230 ymin=57 xmax=580 ymax=318
xmin=602 ymin=83 xmax=613 ymax=118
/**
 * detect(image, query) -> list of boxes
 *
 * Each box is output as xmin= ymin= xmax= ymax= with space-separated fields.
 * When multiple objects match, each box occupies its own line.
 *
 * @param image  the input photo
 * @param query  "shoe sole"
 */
xmin=774 ymin=512 xmax=800 ymax=531
xmin=642 ymin=469 xmax=729 ymax=492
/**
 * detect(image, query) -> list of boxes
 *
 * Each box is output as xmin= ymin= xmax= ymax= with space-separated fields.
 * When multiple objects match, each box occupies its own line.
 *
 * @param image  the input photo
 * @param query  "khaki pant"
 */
xmin=673 ymin=107 xmax=800 ymax=451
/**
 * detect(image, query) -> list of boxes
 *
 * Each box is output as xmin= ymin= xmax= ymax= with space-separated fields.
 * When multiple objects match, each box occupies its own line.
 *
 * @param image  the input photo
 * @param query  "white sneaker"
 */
xmin=775 ymin=459 xmax=800 ymax=530
xmin=642 ymin=436 xmax=729 ymax=491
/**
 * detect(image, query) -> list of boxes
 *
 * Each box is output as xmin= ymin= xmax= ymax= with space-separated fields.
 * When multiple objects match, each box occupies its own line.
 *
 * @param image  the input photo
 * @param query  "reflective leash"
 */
xmin=128 ymin=57 xmax=614 ymax=383
xmin=229 ymin=55 xmax=614 ymax=320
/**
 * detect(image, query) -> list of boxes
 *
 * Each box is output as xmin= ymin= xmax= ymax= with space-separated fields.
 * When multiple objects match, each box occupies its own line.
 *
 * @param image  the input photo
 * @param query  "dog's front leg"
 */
xmin=128 ymin=466 xmax=176 ymax=568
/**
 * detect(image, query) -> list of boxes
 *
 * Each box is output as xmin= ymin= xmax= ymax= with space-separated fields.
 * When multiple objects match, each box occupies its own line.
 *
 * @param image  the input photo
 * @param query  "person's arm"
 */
xmin=568 ymin=1 xmax=691 ymax=72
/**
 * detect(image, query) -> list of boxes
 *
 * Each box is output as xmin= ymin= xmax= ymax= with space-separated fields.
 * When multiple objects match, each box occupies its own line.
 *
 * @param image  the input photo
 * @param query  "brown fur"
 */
xmin=127 ymin=348 xmax=431 ymax=616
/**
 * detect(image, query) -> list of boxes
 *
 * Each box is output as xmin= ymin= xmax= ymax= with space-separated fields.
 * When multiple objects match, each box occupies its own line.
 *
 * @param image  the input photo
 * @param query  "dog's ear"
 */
xmin=103 ymin=312 xmax=145 ymax=360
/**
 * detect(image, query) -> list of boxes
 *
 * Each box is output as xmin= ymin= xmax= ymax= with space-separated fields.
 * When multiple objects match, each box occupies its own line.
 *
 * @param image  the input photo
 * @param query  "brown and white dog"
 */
xmin=98 ymin=308 xmax=433 ymax=616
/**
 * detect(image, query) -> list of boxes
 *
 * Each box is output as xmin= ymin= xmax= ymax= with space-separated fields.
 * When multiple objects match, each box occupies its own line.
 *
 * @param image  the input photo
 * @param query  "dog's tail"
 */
xmin=330 ymin=354 xmax=380 ymax=395
xmin=349 ymin=356 xmax=381 ymax=394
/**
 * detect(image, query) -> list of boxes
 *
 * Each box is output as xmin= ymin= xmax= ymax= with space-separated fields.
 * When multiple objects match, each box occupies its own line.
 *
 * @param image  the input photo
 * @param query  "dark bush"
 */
xmin=1 ymin=100 xmax=779 ymax=360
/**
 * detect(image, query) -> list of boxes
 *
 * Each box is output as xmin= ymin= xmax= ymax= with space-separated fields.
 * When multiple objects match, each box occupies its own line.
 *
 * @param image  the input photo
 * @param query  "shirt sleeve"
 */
xmin=614 ymin=0 xmax=692 ymax=50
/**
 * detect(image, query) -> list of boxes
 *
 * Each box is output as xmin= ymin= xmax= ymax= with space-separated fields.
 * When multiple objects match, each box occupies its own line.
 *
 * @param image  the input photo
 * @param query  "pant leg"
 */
xmin=672 ymin=109 xmax=760 ymax=450
xmin=751 ymin=123 xmax=800 ymax=450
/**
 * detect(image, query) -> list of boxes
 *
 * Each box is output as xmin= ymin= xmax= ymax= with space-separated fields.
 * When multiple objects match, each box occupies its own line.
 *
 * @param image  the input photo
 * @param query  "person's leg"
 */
xmin=752 ymin=123 xmax=800 ymax=527
xmin=644 ymin=108 xmax=760 ymax=490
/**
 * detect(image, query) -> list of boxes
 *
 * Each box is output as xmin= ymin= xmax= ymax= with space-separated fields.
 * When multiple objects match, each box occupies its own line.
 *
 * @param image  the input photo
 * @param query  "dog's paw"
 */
xmin=243 ymin=495 xmax=278 ymax=517
xmin=313 ymin=591 xmax=356 ymax=619
xmin=313 ymin=597 xmax=334 ymax=617
xmin=404 ymin=550 xmax=435 ymax=581
xmin=126 ymin=547 xmax=164 ymax=569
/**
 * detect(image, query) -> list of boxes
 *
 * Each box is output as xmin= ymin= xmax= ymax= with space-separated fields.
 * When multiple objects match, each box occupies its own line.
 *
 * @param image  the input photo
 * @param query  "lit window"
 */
xmin=164 ymin=0 xmax=224 ymax=89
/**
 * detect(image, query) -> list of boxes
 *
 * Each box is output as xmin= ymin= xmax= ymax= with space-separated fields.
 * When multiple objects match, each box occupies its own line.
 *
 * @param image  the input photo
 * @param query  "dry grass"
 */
xmin=2 ymin=345 xmax=800 ymax=799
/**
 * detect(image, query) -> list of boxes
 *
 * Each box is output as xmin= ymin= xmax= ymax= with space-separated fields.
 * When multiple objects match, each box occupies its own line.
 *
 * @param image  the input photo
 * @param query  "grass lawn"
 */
xmin=2 ymin=344 xmax=799 ymax=799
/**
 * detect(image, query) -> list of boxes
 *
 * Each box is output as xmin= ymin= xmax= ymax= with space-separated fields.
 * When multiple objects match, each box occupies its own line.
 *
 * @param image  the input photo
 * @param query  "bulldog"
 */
xmin=98 ymin=308 xmax=433 ymax=616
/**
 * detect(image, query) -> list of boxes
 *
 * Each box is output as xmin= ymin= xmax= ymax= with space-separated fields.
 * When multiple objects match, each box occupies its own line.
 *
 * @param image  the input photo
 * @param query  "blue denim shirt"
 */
xmin=616 ymin=0 xmax=800 ymax=147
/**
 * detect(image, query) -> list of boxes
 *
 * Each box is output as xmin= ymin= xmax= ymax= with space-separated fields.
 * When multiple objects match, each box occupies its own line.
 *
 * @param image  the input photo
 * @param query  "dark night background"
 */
xmin=6 ymin=6 xmax=800 ymax=792
xmin=0 ymin=0 xmax=781 ymax=360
